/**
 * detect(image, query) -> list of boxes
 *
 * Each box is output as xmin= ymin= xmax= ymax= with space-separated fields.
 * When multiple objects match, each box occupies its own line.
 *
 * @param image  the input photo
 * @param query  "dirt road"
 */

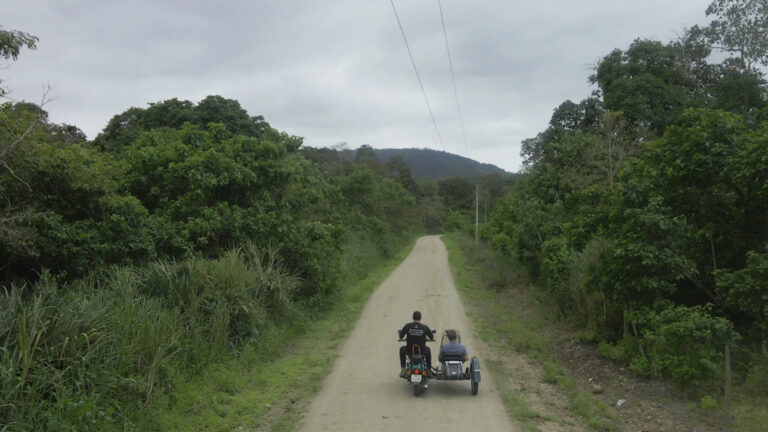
xmin=298 ymin=236 xmax=518 ymax=431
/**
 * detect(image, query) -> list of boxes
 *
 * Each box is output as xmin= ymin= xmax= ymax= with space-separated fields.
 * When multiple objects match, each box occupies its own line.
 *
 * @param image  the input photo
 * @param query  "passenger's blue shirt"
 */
xmin=439 ymin=341 xmax=468 ymax=361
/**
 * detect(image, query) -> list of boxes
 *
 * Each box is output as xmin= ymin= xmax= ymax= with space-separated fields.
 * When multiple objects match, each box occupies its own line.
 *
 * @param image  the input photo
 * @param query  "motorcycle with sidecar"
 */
xmin=398 ymin=328 xmax=481 ymax=396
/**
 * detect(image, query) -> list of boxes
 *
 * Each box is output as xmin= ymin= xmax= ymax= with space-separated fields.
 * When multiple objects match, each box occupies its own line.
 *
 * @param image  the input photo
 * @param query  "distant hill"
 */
xmin=370 ymin=148 xmax=509 ymax=181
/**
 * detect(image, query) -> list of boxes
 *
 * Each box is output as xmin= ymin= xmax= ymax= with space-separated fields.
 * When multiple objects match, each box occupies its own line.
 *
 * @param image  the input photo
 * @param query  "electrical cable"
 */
xmin=438 ymin=0 xmax=469 ymax=151
xmin=389 ymin=0 xmax=445 ymax=150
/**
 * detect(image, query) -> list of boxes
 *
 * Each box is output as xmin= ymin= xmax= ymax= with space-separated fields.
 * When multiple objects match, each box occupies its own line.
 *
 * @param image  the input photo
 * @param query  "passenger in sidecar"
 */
xmin=438 ymin=329 xmax=468 ymax=362
xmin=437 ymin=329 xmax=471 ymax=380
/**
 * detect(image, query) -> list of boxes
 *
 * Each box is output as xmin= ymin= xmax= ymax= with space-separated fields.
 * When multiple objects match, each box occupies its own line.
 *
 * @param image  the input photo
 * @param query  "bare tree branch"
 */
xmin=0 ymin=205 xmax=39 ymax=259
xmin=0 ymin=159 xmax=30 ymax=191
xmin=0 ymin=84 xmax=54 ymax=189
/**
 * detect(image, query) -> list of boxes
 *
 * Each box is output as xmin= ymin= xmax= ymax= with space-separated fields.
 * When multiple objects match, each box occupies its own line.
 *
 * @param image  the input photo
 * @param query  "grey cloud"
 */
xmin=1 ymin=0 xmax=710 ymax=172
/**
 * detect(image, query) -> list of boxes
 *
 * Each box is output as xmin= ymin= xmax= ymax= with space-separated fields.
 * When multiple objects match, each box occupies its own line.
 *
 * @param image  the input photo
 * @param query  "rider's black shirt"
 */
xmin=399 ymin=322 xmax=434 ymax=352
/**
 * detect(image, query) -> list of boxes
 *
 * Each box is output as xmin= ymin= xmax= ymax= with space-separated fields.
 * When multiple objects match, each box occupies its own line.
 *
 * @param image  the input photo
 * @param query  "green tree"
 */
xmin=196 ymin=95 xmax=270 ymax=138
xmin=339 ymin=166 xmax=378 ymax=216
xmin=0 ymin=26 xmax=38 ymax=97
xmin=353 ymin=144 xmax=387 ymax=176
xmin=715 ymin=244 xmax=768 ymax=354
xmin=591 ymin=39 xmax=699 ymax=134
xmin=487 ymin=177 xmax=564 ymax=275
xmin=1 ymin=28 xmax=41 ymax=186
xmin=548 ymin=97 xmax=603 ymax=131
xmin=386 ymin=155 xmax=418 ymax=195
xmin=588 ymin=111 xmax=643 ymax=187
xmin=635 ymin=109 xmax=767 ymax=276
xmin=93 ymin=96 xmax=272 ymax=152
xmin=437 ymin=177 xmax=474 ymax=210
xmin=300 ymin=146 xmax=354 ymax=177
xmin=486 ymin=1 xmax=768 ymax=388
xmin=597 ymin=195 xmax=699 ymax=310
xmin=672 ymin=25 xmax=715 ymax=85
xmin=709 ymin=65 xmax=767 ymax=113
xmin=0 ymin=102 xmax=159 ymax=281
xmin=705 ymin=0 xmax=768 ymax=70
xmin=477 ymin=172 xmax=508 ymax=219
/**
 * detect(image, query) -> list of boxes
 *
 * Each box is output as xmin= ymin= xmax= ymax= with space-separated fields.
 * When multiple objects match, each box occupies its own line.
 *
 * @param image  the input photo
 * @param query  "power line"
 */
xmin=438 ymin=0 xmax=469 ymax=151
xmin=389 ymin=0 xmax=445 ymax=150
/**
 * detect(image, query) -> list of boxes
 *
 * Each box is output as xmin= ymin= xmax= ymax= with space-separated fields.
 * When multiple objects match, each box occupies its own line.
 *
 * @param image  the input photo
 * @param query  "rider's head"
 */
xmin=446 ymin=329 xmax=458 ymax=341
xmin=412 ymin=310 xmax=421 ymax=321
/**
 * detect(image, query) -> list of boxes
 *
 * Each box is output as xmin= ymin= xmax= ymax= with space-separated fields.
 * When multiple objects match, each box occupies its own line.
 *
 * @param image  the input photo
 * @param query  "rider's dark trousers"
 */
xmin=400 ymin=345 xmax=431 ymax=368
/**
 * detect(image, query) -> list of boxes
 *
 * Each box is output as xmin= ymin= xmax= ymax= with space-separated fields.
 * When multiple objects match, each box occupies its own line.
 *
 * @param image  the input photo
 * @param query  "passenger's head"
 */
xmin=446 ymin=329 xmax=458 ymax=341
xmin=412 ymin=310 xmax=421 ymax=321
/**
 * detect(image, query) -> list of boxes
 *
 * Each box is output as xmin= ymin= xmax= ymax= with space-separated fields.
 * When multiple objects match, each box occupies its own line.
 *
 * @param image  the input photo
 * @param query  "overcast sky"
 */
xmin=2 ymin=0 xmax=710 ymax=172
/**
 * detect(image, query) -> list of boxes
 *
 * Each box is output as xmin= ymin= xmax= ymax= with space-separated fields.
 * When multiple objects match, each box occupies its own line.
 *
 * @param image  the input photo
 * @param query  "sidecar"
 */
xmin=433 ymin=330 xmax=481 ymax=395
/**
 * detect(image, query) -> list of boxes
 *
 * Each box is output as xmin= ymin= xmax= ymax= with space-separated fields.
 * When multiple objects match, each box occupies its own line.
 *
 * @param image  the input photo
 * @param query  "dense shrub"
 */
xmin=601 ymin=304 xmax=736 ymax=385
xmin=540 ymin=235 xmax=573 ymax=313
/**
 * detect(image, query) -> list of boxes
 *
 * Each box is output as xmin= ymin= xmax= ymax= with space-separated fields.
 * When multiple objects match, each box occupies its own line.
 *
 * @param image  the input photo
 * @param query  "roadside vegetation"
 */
xmin=3 ymin=0 xmax=767 ymax=429
xmin=472 ymin=0 xmax=768 ymax=429
xmin=1 ymin=29 xmax=431 ymax=430
xmin=1 ymin=22 xmax=513 ymax=430
xmin=444 ymin=234 xmax=620 ymax=431
xmin=151 ymin=237 xmax=418 ymax=431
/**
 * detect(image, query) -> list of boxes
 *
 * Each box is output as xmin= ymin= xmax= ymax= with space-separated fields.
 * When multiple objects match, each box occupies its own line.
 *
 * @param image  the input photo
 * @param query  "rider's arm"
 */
xmin=398 ymin=323 xmax=409 ymax=340
xmin=462 ymin=345 xmax=469 ymax=361
xmin=425 ymin=326 xmax=435 ymax=341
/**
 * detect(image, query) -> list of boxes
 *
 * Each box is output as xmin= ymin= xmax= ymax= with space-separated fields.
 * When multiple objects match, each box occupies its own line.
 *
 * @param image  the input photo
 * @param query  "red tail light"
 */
xmin=414 ymin=369 xmax=420 ymax=375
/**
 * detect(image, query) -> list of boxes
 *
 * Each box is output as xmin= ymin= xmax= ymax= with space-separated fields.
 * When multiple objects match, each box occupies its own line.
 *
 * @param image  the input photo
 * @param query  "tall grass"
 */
xmin=0 ymin=244 xmax=297 ymax=431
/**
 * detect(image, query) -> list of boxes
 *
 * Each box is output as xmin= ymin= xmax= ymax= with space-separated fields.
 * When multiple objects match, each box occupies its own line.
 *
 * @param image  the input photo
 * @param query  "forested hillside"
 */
xmin=371 ymin=148 xmax=508 ymax=181
xmin=484 ymin=0 xmax=768 ymax=406
xmin=324 ymin=146 xmax=508 ymax=181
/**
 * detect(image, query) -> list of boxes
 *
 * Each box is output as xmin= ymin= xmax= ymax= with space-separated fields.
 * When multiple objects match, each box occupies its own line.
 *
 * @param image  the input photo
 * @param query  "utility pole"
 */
xmin=725 ymin=343 xmax=732 ymax=413
xmin=475 ymin=183 xmax=479 ymax=243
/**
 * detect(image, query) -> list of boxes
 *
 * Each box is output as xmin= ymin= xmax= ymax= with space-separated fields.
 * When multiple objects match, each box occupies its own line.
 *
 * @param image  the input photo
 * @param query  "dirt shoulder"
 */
xmin=442 ymin=234 xmax=734 ymax=432
xmin=552 ymin=332 xmax=730 ymax=432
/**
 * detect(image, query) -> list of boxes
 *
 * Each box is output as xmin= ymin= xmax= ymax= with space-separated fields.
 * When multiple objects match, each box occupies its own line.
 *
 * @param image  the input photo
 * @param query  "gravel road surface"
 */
xmin=298 ymin=235 xmax=518 ymax=431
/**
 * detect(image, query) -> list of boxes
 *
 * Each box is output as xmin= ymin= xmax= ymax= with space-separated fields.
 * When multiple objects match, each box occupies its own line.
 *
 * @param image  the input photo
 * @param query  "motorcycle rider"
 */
xmin=398 ymin=310 xmax=435 ymax=377
xmin=438 ymin=329 xmax=468 ymax=362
